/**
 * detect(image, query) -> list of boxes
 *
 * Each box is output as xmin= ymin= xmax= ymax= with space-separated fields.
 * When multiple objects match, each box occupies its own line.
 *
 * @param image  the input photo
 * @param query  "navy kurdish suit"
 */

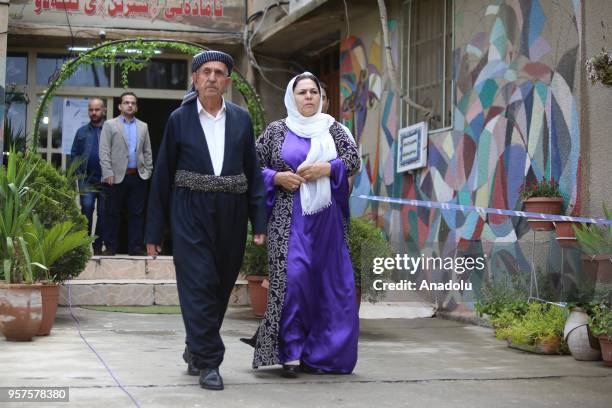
xmin=146 ymin=99 xmax=267 ymax=369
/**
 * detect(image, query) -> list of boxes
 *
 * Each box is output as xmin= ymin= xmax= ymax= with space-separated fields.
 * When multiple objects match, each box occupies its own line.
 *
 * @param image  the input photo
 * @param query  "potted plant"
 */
xmin=588 ymin=303 xmax=612 ymax=366
xmin=573 ymin=204 xmax=612 ymax=283
xmin=23 ymin=217 xmax=94 ymax=335
xmin=0 ymin=150 xmax=45 ymax=341
xmin=19 ymin=153 xmax=93 ymax=335
xmin=519 ymin=177 xmax=564 ymax=231
xmin=496 ymin=302 xmax=567 ymax=355
xmin=243 ymin=225 xmax=268 ymax=318
xmin=348 ymin=217 xmax=394 ymax=307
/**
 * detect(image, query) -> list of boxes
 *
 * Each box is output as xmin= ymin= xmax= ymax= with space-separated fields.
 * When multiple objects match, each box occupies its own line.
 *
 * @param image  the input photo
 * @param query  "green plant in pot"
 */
xmin=573 ymin=204 xmax=612 ymax=283
xmin=0 ymin=150 xmax=45 ymax=341
xmin=589 ymin=303 xmax=612 ymax=366
xmin=496 ymin=302 xmax=567 ymax=355
xmin=519 ymin=177 xmax=564 ymax=231
xmin=348 ymin=217 xmax=394 ymax=305
xmin=1 ymin=152 xmax=94 ymax=339
xmin=243 ymin=225 xmax=268 ymax=318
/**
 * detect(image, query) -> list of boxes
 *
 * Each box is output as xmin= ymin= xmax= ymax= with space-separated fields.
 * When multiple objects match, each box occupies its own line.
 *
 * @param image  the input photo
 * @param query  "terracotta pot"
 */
xmin=523 ymin=197 xmax=564 ymax=231
xmin=599 ymin=335 xmax=612 ymax=367
xmin=37 ymin=283 xmax=60 ymax=336
xmin=246 ymin=275 xmax=268 ymax=318
xmin=507 ymin=336 xmax=562 ymax=355
xmin=564 ymin=308 xmax=602 ymax=361
xmin=554 ymin=221 xmax=579 ymax=248
xmin=0 ymin=284 xmax=43 ymax=341
xmin=581 ymin=254 xmax=612 ymax=283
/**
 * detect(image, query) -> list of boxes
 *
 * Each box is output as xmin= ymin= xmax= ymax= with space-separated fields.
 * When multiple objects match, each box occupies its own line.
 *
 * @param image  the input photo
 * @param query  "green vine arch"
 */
xmin=32 ymin=38 xmax=266 ymax=149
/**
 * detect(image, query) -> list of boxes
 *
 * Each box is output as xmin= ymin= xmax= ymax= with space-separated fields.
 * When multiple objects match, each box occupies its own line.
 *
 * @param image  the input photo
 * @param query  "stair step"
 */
xmin=60 ymin=279 xmax=249 ymax=307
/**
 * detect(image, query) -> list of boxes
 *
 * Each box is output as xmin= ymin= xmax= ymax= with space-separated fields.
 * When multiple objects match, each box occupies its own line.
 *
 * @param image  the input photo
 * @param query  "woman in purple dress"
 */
xmin=251 ymin=73 xmax=360 ymax=377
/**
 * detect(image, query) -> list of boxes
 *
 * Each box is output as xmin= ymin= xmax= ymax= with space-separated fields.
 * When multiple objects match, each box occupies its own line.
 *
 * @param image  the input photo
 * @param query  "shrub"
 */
xmin=18 ymin=153 xmax=91 ymax=282
xmin=242 ymin=224 xmax=268 ymax=276
xmin=348 ymin=217 xmax=394 ymax=303
xmin=589 ymin=303 xmax=612 ymax=339
xmin=496 ymin=302 xmax=566 ymax=347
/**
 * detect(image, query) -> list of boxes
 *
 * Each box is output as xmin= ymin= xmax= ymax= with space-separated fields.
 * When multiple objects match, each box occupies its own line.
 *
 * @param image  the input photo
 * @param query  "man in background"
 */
xmin=99 ymin=92 xmax=153 ymax=256
xmin=70 ymin=97 xmax=107 ymax=255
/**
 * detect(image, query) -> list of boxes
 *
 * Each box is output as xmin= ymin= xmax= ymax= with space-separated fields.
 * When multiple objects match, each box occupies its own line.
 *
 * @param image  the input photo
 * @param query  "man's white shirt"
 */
xmin=197 ymin=98 xmax=226 ymax=176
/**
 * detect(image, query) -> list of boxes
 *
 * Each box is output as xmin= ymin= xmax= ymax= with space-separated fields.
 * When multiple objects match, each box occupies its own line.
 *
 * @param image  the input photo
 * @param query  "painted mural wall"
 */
xmin=341 ymin=0 xmax=583 ymax=311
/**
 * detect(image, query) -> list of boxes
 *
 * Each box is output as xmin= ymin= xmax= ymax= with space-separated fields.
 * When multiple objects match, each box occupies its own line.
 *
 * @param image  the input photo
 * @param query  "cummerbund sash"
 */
xmin=174 ymin=170 xmax=248 ymax=194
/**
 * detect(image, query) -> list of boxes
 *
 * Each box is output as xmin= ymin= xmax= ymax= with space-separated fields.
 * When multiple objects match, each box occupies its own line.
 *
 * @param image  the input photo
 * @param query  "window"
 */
xmin=6 ymin=53 xmax=28 ymax=85
xmin=402 ymin=0 xmax=453 ymax=131
xmin=114 ymin=58 xmax=188 ymax=90
xmin=37 ymin=54 xmax=110 ymax=87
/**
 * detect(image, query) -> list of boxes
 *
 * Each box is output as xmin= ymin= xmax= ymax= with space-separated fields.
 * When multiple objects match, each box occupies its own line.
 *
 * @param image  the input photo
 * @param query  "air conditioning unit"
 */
xmin=289 ymin=0 xmax=315 ymax=14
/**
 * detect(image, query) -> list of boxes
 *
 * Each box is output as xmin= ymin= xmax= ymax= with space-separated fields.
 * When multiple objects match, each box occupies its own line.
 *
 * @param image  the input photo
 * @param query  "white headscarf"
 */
xmin=285 ymin=73 xmax=337 ymax=215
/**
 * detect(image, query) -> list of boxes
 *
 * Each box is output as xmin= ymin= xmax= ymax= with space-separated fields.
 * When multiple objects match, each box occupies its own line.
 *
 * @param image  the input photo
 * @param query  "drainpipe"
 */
xmin=0 ymin=0 xmax=9 ymax=155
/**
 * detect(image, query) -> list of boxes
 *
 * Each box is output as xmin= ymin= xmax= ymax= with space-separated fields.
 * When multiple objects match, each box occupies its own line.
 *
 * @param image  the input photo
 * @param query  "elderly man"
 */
xmin=145 ymin=51 xmax=267 ymax=391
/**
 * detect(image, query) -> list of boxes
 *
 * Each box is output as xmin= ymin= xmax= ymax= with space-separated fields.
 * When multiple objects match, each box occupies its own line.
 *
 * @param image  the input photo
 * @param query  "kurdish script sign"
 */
xmin=9 ymin=0 xmax=244 ymax=32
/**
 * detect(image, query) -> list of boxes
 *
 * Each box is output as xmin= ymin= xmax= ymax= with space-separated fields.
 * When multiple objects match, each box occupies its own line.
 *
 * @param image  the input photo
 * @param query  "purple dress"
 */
xmin=261 ymin=129 xmax=359 ymax=373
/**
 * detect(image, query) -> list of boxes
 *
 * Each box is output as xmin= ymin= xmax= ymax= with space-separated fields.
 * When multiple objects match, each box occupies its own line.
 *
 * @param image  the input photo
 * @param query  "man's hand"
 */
xmin=253 ymin=234 xmax=266 ymax=245
xmin=296 ymin=162 xmax=331 ymax=182
xmin=147 ymin=244 xmax=162 ymax=257
xmin=104 ymin=175 xmax=114 ymax=185
xmin=273 ymin=171 xmax=305 ymax=192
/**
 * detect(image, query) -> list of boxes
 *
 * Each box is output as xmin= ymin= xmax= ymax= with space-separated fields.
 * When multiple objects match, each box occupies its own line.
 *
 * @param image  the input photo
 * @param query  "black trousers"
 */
xmin=106 ymin=173 xmax=147 ymax=252
xmin=172 ymin=188 xmax=248 ymax=369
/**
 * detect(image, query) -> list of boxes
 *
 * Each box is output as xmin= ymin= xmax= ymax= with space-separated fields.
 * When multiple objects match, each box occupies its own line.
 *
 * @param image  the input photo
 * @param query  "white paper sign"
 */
xmin=61 ymin=98 xmax=90 ymax=155
xmin=397 ymin=121 xmax=428 ymax=173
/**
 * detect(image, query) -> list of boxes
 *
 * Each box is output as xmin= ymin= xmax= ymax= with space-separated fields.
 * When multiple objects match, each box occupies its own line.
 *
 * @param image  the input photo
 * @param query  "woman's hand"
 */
xmin=297 ymin=162 xmax=331 ymax=182
xmin=274 ymin=171 xmax=306 ymax=192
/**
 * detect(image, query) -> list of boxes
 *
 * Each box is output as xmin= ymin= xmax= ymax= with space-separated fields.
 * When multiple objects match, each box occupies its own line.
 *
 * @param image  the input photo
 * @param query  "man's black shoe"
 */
xmin=281 ymin=364 xmax=299 ymax=378
xmin=199 ymin=368 xmax=224 ymax=390
xmin=187 ymin=363 xmax=200 ymax=376
xmin=128 ymin=248 xmax=147 ymax=256
xmin=300 ymin=361 xmax=325 ymax=375
xmin=182 ymin=346 xmax=199 ymax=376
xmin=93 ymin=248 xmax=103 ymax=256
xmin=100 ymin=249 xmax=116 ymax=256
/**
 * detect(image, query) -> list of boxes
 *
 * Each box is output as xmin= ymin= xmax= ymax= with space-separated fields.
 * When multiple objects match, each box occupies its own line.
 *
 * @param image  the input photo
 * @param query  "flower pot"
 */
xmin=524 ymin=197 xmax=564 ymax=231
xmin=564 ymin=308 xmax=602 ymax=361
xmin=37 ymin=283 xmax=60 ymax=336
xmin=0 ymin=284 xmax=43 ymax=342
xmin=599 ymin=336 xmax=612 ymax=367
xmin=581 ymin=254 xmax=612 ymax=283
xmin=554 ymin=221 xmax=579 ymax=248
xmin=507 ymin=336 xmax=562 ymax=355
xmin=246 ymin=275 xmax=268 ymax=318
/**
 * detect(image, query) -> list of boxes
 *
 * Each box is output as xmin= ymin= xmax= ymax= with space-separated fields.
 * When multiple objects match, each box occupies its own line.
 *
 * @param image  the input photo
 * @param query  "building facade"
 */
xmin=248 ymin=0 xmax=612 ymax=312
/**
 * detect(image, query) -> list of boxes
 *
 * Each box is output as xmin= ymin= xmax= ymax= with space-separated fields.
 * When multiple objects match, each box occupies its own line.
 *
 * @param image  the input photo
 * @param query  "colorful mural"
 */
xmin=341 ymin=1 xmax=583 ymax=309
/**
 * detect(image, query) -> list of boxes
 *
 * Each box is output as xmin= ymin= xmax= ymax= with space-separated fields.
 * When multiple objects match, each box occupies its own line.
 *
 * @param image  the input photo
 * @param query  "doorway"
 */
xmin=111 ymin=97 xmax=181 ymax=255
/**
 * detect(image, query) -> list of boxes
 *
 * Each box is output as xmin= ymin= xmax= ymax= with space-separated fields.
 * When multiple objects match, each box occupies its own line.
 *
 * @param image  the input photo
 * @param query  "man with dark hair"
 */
xmin=99 ymin=92 xmax=153 ymax=256
xmin=146 ymin=50 xmax=267 ymax=391
xmin=70 ymin=97 xmax=107 ymax=255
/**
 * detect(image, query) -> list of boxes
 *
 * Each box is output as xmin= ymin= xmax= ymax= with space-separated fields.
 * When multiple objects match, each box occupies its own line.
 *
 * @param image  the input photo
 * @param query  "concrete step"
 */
xmin=77 ymin=255 xmax=176 ymax=280
xmin=60 ymin=279 xmax=249 ymax=307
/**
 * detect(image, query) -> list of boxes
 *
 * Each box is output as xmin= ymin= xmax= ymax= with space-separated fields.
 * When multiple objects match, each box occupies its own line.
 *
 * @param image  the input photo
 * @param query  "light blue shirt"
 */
xmin=121 ymin=116 xmax=138 ymax=169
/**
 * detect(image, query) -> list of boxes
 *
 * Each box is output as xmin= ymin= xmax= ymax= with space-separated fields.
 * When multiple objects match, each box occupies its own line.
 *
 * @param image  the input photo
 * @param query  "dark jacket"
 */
xmin=69 ymin=122 xmax=104 ymax=177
